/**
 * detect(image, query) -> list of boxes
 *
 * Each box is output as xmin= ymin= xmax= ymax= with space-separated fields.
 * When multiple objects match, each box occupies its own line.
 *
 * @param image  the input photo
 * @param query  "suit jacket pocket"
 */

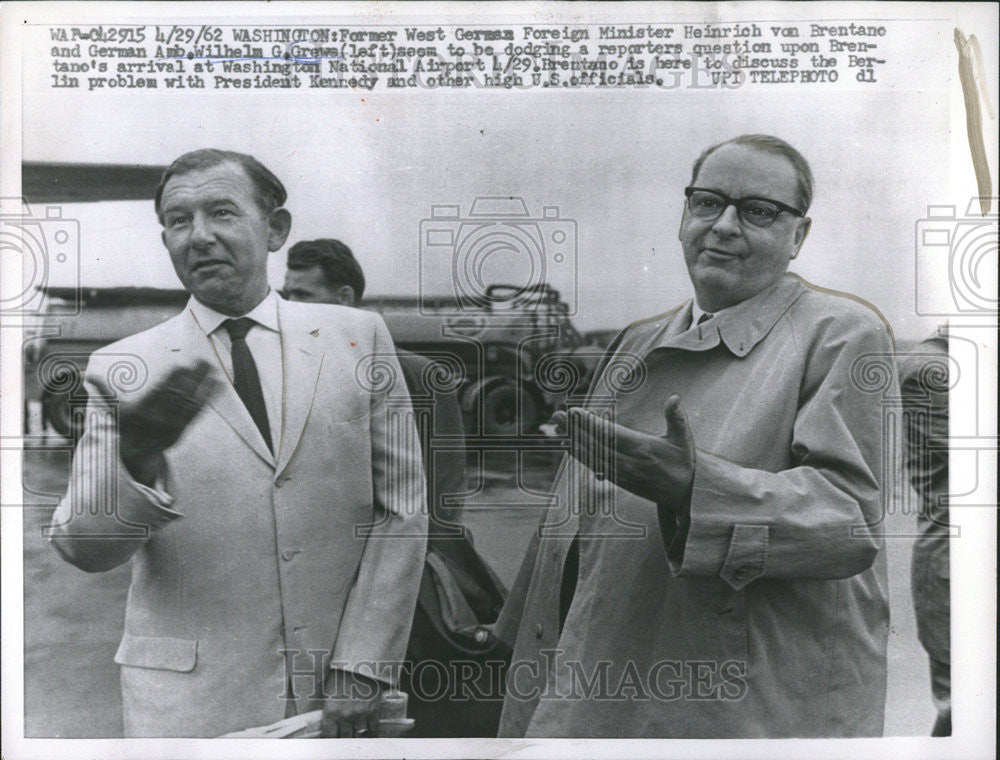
xmin=114 ymin=633 xmax=198 ymax=672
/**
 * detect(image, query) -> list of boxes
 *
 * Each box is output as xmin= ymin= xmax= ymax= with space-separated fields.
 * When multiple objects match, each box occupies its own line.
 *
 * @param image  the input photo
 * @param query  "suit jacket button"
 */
xmin=534 ymin=624 xmax=543 ymax=639
xmin=281 ymin=550 xmax=297 ymax=561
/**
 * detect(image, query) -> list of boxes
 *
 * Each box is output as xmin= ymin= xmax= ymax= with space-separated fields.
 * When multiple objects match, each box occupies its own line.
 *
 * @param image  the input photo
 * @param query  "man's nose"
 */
xmin=189 ymin=213 xmax=214 ymax=248
xmin=709 ymin=204 xmax=742 ymax=235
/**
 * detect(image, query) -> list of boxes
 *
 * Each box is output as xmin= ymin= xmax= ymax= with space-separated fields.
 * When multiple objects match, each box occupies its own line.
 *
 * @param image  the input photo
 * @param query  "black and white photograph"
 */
xmin=1 ymin=2 xmax=996 ymax=758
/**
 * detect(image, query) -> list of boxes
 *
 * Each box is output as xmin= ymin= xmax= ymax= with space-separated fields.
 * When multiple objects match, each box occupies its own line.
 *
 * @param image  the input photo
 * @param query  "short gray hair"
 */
xmin=690 ymin=134 xmax=814 ymax=213
xmin=154 ymin=148 xmax=287 ymax=224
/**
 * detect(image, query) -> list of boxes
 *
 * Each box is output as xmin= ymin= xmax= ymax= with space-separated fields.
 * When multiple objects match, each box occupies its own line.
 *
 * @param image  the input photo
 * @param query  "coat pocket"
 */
xmin=114 ymin=633 xmax=197 ymax=672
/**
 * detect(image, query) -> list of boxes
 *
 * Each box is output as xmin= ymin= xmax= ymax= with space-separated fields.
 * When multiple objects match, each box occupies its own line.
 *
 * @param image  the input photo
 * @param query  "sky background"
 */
xmin=16 ymin=9 xmax=999 ymax=341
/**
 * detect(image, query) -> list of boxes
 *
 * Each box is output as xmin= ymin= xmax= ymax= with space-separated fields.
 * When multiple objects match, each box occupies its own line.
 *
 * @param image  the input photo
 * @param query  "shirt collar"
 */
xmin=186 ymin=288 xmax=281 ymax=337
xmin=690 ymin=297 xmax=737 ymax=326
xmin=690 ymin=299 xmax=708 ymax=326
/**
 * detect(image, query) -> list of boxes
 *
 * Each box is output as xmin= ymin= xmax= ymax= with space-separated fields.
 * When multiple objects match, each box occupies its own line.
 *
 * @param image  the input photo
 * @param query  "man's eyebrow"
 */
xmin=162 ymin=196 xmax=240 ymax=213
xmin=161 ymin=201 xmax=188 ymax=215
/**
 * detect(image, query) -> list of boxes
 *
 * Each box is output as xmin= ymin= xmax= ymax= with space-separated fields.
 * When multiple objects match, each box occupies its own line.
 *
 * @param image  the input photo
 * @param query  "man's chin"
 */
xmin=690 ymin=266 xmax=754 ymax=311
xmin=186 ymin=279 xmax=248 ymax=314
xmin=692 ymin=265 xmax=740 ymax=291
xmin=187 ymin=275 xmax=228 ymax=297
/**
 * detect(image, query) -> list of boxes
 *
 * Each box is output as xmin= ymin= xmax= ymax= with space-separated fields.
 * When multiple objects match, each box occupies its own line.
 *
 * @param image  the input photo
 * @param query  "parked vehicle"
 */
xmin=369 ymin=283 xmax=599 ymax=436
xmin=26 ymin=283 xmax=605 ymax=440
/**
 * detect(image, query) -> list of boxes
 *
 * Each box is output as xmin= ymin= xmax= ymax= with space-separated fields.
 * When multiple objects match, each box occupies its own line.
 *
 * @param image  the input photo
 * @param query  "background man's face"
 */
xmin=160 ymin=161 xmax=285 ymax=315
xmin=283 ymin=265 xmax=345 ymax=304
xmin=678 ymin=143 xmax=810 ymax=312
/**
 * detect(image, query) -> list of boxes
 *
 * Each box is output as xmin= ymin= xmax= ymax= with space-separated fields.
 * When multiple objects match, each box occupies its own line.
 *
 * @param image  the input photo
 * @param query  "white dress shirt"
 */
xmin=122 ymin=290 xmax=284 ymax=506
xmin=187 ymin=289 xmax=284 ymax=453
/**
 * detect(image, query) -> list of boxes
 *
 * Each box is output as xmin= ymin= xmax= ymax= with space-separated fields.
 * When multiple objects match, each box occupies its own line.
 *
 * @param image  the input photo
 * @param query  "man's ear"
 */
xmin=790 ymin=216 xmax=811 ymax=259
xmin=266 ymin=208 xmax=292 ymax=252
xmin=334 ymin=284 xmax=357 ymax=308
xmin=677 ymin=205 xmax=689 ymax=242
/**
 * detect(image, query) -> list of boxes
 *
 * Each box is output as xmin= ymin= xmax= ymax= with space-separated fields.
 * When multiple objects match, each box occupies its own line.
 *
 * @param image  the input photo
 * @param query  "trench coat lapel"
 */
xmin=274 ymin=302 xmax=324 ymax=478
xmin=176 ymin=308 xmax=275 ymax=466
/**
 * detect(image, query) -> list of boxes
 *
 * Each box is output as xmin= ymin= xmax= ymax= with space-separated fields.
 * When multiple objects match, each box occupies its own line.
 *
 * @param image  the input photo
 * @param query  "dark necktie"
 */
xmin=696 ymin=312 xmax=713 ymax=326
xmin=223 ymin=317 xmax=273 ymax=452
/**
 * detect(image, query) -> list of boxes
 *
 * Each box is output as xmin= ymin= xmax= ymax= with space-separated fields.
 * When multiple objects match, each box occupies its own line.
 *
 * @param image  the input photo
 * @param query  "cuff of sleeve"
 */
xmin=718 ymin=524 xmax=768 ymax=589
xmin=128 ymin=478 xmax=175 ymax=510
xmin=118 ymin=465 xmax=183 ymax=527
xmin=663 ymin=508 xmax=690 ymax=570
xmin=329 ymin=663 xmax=397 ymax=690
xmin=661 ymin=464 xmax=695 ymax=569
xmin=665 ymin=452 xmax=768 ymax=588
xmin=666 ymin=449 xmax=727 ymax=576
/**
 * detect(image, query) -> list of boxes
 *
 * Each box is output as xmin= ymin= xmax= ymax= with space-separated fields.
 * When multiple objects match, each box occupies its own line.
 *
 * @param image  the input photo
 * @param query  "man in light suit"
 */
xmin=48 ymin=149 xmax=427 ymax=738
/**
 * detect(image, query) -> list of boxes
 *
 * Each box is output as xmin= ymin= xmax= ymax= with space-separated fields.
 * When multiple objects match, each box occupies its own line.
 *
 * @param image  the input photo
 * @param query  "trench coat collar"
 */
xmin=645 ymin=274 xmax=806 ymax=358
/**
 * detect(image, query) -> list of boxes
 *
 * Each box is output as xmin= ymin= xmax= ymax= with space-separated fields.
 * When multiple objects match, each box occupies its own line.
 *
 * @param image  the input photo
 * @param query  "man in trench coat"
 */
xmin=496 ymin=134 xmax=895 ymax=737
xmin=48 ymin=149 xmax=427 ymax=737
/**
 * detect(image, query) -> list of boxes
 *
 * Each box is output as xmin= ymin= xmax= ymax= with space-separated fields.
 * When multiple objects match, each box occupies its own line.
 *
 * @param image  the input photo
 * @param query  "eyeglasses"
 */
xmin=684 ymin=187 xmax=805 ymax=229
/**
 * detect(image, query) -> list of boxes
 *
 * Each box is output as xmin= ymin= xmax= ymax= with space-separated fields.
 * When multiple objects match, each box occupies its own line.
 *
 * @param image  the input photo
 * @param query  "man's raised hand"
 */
xmin=92 ymin=359 xmax=218 ymax=485
xmin=551 ymin=393 xmax=695 ymax=512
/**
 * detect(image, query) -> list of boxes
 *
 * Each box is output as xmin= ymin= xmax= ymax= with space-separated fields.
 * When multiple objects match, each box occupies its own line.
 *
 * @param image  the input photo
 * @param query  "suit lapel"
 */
xmin=275 ymin=301 xmax=325 ymax=478
xmin=175 ymin=309 xmax=275 ymax=466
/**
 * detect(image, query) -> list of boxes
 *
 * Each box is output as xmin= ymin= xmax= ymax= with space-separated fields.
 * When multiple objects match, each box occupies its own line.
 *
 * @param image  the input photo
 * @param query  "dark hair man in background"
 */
xmin=899 ymin=330 xmax=951 ymax=736
xmin=49 ymin=150 xmax=427 ymax=738
xmin=495 ymin=135 xmax=895 ymax=737
xmin=283 ymin=238 xmax=466 ymax=532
